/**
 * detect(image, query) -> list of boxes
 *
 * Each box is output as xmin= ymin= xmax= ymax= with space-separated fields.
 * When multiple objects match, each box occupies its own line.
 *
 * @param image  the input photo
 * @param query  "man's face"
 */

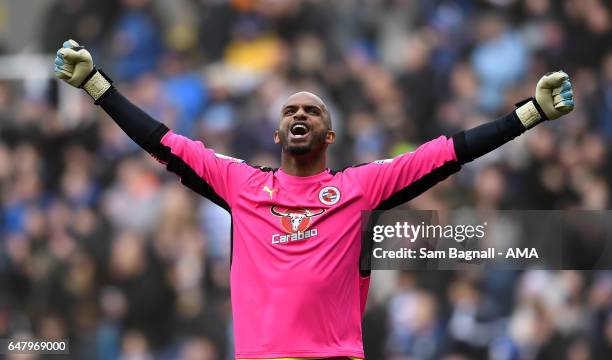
xmin=274 ymin=92 xmax=335 ymax=157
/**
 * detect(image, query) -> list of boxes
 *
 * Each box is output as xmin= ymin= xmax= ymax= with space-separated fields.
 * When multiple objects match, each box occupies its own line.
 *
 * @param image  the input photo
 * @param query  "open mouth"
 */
xmin=290 ymin=123 xmax=310 ymax=138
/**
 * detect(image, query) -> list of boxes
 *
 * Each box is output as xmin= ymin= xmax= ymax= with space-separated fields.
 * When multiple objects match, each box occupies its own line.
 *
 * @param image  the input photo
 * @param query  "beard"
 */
xmin=286 ymin=144 xmax=311 ymax=155
xmin=280 ymin=128 xmax=327 ymax=157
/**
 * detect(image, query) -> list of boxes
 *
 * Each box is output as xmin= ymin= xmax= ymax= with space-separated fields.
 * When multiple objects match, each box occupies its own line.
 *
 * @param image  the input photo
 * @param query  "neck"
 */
xmin=280 ymin=150 xmax=327 ymax=176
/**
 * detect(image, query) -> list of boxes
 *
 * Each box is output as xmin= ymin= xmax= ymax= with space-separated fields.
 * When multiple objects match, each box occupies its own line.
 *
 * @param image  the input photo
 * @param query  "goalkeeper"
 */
xmin=55 ymin=39 xmax=574 ymax=360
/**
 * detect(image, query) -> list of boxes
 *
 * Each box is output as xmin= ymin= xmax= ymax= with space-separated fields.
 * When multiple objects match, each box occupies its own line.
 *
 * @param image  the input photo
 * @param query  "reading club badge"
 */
xmin=319 ymin=186 xmax=340 ymax=205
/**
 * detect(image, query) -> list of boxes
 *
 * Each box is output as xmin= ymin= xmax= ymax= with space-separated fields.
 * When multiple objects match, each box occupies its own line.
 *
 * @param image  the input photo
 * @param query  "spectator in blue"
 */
xmin=160 ymin=52 xmax=208 ymax=136
xmin=471 ymin=13 xmax=529 ymax=112
xmin=110 ymin=0 xmax=163 ymax=82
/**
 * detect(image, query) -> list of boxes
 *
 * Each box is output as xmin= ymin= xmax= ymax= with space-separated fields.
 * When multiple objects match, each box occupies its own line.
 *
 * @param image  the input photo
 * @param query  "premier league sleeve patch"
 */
xmin=319 ymin=186 xmax=341 ymax=205
xmin=214 ymin=152 xmax=245 ymax=163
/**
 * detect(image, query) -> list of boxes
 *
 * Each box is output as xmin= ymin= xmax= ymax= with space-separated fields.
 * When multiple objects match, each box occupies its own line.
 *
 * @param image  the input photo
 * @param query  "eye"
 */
xmin=283 ymin=107 xmax=295 ymax=116
xmin=306 ymin=107 xmax=320 ymax=115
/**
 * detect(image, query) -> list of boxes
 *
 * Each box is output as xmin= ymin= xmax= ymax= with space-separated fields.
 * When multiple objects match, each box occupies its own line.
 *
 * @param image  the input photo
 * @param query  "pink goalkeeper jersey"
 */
xmin=158 ymin=131 xmax=459 ymax=359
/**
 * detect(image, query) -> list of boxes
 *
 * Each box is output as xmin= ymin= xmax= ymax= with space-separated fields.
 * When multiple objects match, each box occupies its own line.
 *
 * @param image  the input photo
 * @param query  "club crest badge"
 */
xmin=319 ymin=186 xmax=341 ymax=205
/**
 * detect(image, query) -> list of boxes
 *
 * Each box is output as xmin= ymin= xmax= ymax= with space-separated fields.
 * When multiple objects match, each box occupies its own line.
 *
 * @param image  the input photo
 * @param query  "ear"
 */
xmin=274 ymin=129 xmax=281 ymax=144
xmin=325 ymin=130 xmax=336 ymax=145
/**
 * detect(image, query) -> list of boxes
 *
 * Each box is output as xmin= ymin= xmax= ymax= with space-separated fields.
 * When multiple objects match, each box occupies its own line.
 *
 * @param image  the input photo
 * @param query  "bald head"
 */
xmin=282 ymin=91 xmax=331 ymax=129
xmin=285 ymin=91 xmax=325 ymax=106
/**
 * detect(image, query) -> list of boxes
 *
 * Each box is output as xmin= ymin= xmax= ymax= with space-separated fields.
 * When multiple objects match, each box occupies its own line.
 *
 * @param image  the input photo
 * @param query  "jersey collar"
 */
xmin=276 ymin=168 xmax=332 ymax=183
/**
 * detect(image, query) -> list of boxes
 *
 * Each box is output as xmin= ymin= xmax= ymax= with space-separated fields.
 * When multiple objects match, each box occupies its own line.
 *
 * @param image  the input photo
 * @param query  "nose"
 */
xmin=293 ymin=106 xmax=307 ymax=120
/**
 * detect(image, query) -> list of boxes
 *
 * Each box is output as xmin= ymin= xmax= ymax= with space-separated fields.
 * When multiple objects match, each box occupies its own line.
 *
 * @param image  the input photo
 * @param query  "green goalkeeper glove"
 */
xmin=54 ymin=39 xmax=112 ymax=102
xmin=515 ymin=70 xmax=575 ymax=128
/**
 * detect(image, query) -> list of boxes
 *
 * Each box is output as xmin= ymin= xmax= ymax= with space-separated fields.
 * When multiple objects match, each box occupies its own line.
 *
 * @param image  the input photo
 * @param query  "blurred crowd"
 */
xmin=1 ymin=0 xmax=612 ymax=359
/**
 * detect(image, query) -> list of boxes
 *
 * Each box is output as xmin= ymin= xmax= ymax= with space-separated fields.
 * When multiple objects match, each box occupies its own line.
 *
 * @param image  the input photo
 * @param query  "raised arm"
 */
xmin=454 ymin=71 xmax=574 ymax=164
xmin=54 ymin=40 xmax=167 ymax=154
xmin=345 ymin=71 xmax=575 ymax=210
xmin=54 ymin=39 xmax=259 ymax=209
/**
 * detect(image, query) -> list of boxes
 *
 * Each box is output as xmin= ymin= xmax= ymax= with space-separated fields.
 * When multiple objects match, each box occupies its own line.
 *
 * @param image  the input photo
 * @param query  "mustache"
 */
xmin=279 ymin=127 xmax=328 ymax=154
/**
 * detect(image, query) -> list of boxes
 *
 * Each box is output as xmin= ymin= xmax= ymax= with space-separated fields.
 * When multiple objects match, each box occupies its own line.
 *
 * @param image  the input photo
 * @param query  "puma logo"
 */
xmin=263 ymin=185 xmax=278 ymax=200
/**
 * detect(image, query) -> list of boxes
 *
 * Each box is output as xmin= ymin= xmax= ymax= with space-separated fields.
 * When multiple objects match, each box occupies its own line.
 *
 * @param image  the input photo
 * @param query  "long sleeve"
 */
xmin=343 ymin=136 xmax=460 ymax=210
xmin=97 ymin=87 xmax=170 ymax=158
xmin=96 ymin=87 xmax=260 ymax=211
xmin=452 ymin=111 xmax=527 ymax=165
xmin=343 ymin=111 xmax=529 ymax=210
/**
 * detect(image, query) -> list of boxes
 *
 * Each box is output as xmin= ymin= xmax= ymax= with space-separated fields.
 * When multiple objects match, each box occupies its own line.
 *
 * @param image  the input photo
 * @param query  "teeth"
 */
xmin=291 ymin=124 xmax=308 ymax=136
